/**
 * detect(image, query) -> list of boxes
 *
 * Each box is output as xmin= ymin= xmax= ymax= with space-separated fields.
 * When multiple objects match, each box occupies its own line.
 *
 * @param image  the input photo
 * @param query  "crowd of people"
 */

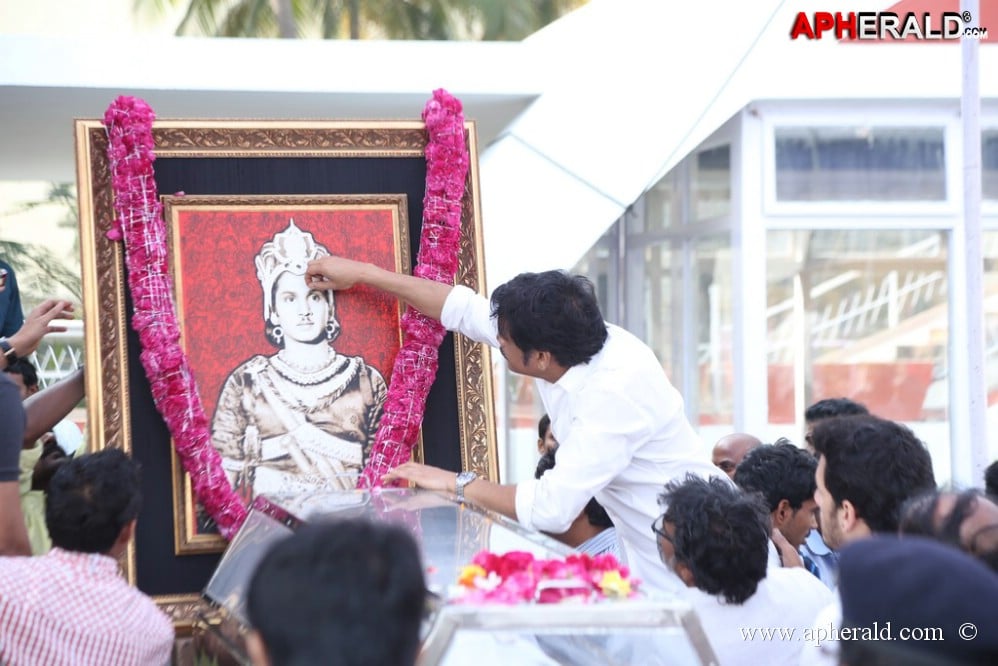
xmin=1 ymin=253 xmax=997 ymax=666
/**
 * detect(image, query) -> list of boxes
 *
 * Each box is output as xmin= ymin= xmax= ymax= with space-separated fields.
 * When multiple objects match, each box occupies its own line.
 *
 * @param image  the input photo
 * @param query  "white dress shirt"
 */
xmin=441 ymin=285 xmax=720 ymax=596
xmin=684 ymin=567 xmax=833 ymax=666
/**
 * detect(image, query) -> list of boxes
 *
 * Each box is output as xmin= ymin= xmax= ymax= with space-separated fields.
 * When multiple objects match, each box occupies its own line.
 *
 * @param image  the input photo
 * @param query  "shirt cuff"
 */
xmin=514 ymin=478 xmax=538 ymax=529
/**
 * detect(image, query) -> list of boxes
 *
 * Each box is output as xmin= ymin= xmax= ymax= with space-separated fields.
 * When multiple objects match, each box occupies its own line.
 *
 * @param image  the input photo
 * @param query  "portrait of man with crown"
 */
xmin=162 ymin=196 xmax=411 ymax=544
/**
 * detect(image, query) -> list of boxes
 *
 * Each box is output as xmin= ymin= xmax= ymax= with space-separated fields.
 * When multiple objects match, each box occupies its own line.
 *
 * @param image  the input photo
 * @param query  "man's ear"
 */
xmin=772 ymin=499 xmax=792 ymax=528
xmin=535 ymin=349 xmax=552 ymax=372
xmin=108 ymin=519 xmax=137 ymax=559
xmin=246 ymin=630 xmax=271 ymax=666
xmin=674 ymin=561 xmax=697 ymax=589
xmin=839 ymin=499 xmax=860 ymax=533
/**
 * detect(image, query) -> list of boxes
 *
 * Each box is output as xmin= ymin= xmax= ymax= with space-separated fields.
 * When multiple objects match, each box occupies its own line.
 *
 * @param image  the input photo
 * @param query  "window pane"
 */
xmin=984 ymin=130 xmax=998 ymax=201
xmin=643 ymin=171 xmax=680 ymax=231
xmin=642 ymin=242 xmax=677 ymax=380
xmin=775 ymin=127 xmax=946 ymax=201
xmin=692 ymin=145 xmax=730 ymax=221
xmin=766 ymin=230 xmax=951 ymax=479
xmin=694 ymin=234 xmax=734 ymax=432
xmin=983 ymin=232 xmax=998 ymax=462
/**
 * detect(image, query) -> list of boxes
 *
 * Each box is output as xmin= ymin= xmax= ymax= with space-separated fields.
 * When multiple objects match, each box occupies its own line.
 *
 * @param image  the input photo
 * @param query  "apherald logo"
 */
xmin=790 ymin=10 xmax=988 ymax=40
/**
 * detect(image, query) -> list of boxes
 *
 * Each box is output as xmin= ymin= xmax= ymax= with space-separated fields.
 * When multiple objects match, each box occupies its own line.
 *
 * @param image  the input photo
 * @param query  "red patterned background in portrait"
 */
xmin=172 ymin=207 xmax=403 ymax=419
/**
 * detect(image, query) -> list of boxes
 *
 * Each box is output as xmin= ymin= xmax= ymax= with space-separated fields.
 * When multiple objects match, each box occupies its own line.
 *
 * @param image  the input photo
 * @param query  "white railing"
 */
xmin=766 ymin=269 xmax=948 ymax=364
xmin=28 ymin=320 xmax=84 ymax=387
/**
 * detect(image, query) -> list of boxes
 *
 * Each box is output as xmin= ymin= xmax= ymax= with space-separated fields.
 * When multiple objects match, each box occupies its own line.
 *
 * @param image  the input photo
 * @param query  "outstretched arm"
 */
xmin=23 ymin=366 xmax=85 ymax=445
xmin=305 ymin=256 xmax=453 ymax=321
xmin=383 ymin=463 xmax=518 ymax=520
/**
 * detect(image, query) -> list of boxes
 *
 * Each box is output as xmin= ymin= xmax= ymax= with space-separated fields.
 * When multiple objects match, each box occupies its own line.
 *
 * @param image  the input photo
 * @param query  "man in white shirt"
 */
xmin=654 ymin=475 xmax=831 ymax=665
xmin=305 ymin=261 xmax=719 ymax=595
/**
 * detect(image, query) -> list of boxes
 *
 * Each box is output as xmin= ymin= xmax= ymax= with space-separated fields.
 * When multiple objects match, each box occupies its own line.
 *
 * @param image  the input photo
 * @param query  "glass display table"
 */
xmin=191 ymin=488 xmax=717 ymax=665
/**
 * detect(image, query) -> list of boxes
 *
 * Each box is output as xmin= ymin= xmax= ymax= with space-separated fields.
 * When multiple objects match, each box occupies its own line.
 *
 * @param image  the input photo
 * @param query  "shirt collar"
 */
xmin=48 ymin=546 xmax=122 ymax=577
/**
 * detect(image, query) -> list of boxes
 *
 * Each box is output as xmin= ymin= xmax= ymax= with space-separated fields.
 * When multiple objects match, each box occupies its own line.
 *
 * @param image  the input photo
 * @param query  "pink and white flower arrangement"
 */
xmin=455 ymin=550 xmax=641 ymax=605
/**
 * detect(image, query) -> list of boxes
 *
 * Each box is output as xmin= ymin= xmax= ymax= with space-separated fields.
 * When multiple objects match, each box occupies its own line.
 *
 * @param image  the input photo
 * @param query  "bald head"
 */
xmin=712 ymin=433 xmax=762 ymax=480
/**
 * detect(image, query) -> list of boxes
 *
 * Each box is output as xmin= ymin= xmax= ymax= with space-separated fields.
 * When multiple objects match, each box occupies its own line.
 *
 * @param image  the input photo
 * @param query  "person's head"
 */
xmin=256 ymin=220 xmax=339 ymax=348
xmin=804 ymin=397 xmax=870 ymax=425
xmin=490 ymin=271 xmax=607 ymax=377
xmin=809 ymin=414 xmax=935 ymax=549
xmin=899 ymin=489 xmax=998 ymax=572
xmin=536 ymin=413 xmax=558 ymax=455
xmin=804 ymin=398 xmax=869 ymax=453
xmin=655 ymin=475 xmax=770 ymax=604
xmin=44 ymin=448 xmax=142 ymax=557
xmin=711 ymin=432 xmax=762 ymax=479
xmin=3 ymin=358 xmax=39 ymax=399
xmin=838 ymin=536 xmax=998 ymax=666
xmin=534 ymin=448 xmax=613 ymax=530
xmin=985 ymin=460 xmax=998 ymax=497
xmin=246 ymin=519 xmax=427 ymax=666
xmin=734 ymin=440 xmax=818 ymax=549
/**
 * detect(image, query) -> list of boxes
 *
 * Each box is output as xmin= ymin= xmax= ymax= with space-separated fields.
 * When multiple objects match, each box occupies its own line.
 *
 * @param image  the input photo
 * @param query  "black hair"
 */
xmin=491 ymin=270 xmax=607 ymax=368
xmin=45 ymin=448 xmax=142 ymax=553
xmin=804 ymin=397 xmax=869 ymax=424
xmin=733 ymin=439 xmax=817 ymax=511
xmin=538 ymin=413 xmax=551 ymax=440
xmin=658 ymin=475 xmax=770 ymax=604
xmin=247 ymin=519 xmax=426 ymax=666
xmin=4 ymin=357 xmax=38 ymax=390
xmin=985 ymin=460 xmax=998 ymax=497
xmin=810 ymin=414 xmax=936 ymax=533
xmin=899 ymin=489 xmax=998 ymax=572
xmin=534 ymin=449 xmax=614 ymax=529
xmin=900 ymin=489 xmax=971 ymax=547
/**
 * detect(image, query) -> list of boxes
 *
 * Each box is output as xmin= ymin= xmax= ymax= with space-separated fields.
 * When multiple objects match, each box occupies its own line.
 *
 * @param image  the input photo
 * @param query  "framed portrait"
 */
xmin=75 ymin=119 xmax=498 ymax=631
xmin=163 ymin=194 xmax=414 ymax=554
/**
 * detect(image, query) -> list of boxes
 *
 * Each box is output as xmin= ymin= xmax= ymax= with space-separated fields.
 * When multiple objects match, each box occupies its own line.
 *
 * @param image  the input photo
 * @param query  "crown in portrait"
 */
xmin=255 ymin=219 xmax=330 ymax=322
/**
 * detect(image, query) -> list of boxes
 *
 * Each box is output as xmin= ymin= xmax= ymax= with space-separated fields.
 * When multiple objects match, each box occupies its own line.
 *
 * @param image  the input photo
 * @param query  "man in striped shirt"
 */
xmin=0 ymin=449 xmax=174 ymax=665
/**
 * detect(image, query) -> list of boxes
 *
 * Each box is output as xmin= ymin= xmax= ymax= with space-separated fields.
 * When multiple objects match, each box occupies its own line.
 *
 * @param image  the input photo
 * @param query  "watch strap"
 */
xmin=0 ymin=339 xmax=17 ymax=364
xmin=455 ymin=471 xmax=478 ymax=502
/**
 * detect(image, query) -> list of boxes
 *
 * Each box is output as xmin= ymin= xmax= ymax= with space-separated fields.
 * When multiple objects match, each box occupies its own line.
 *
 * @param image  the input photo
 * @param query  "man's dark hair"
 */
xmin=900 ymin=489 xmax=998 ymax=572
xmin=810 ymin=414 xmax=936 ymax=533
xmin=804 ymin=397 xmax=869 ymax=424
xmin=534 ymin=449 xmax=613 ymax=529
xmin=985 ymin=460 xmax=998 ymax=497
xmin=45 ymin=448 xmax=142 ymax=553
xmin=3 ymin=357 xmax=38 ymax=390
xmin=491 ymin=270 xmax=608 ymax=368
xmin=733 ymin=439 xmax=817 ymax=511
xmin=659 ymin=475 xmax=769 ymax=604
xmin=537 ymin=413 xmax=551 ymax=440
xmin=900 ymin=489 xmax=976 ymax=548
xmin=247 ymin=519 xmax=427 ymax=666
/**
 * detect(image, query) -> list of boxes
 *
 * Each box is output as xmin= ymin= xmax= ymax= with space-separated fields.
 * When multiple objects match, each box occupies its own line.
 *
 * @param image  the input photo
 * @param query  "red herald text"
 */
xmin=790 ymin=11 xmax=964 ymax=40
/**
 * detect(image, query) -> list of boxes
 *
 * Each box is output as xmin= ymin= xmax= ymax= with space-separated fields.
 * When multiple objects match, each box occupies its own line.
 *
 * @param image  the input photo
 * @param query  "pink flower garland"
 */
xmin=455 ymin=550 xmax=640 ymax=605
xmin=103 ymin=89 xmax=466 ymax=533
xmin=359 ymin=89 xmax=469 ymax=488
xmin=103 ymin=96 xmax=247 ymax=538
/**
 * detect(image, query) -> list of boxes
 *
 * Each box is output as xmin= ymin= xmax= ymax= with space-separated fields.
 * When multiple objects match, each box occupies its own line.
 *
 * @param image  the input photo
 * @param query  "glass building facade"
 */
xmin=500 ymin=102 xmax=998 ymax=487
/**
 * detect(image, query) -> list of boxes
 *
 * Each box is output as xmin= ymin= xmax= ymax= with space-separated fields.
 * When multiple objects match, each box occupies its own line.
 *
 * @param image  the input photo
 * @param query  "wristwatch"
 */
xmin=0 ymin=338 xmax=17 ymax=365
xmin=455 ymin=470 xmax=478 ymax=503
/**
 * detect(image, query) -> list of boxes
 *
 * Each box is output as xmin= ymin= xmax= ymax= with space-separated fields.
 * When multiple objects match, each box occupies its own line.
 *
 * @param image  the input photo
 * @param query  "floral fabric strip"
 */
xmin=104 ymin=96 xmax=247 ymax=538
xmin=359 ymin=89 xmax=470 ymax=488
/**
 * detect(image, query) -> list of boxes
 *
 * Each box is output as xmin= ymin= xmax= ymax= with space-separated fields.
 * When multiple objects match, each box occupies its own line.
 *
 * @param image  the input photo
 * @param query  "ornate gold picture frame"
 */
xmin=75 ymin=119 xmax=498 ymax=631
